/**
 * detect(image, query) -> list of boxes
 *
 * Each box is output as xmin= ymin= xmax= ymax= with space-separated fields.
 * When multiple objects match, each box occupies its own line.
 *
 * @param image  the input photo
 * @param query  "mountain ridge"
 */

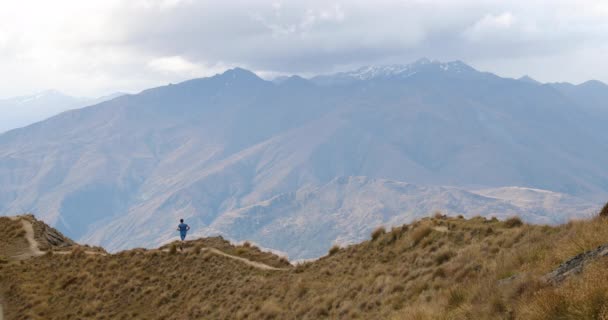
xmin=1 ymin=59 xmax=608 ymax=259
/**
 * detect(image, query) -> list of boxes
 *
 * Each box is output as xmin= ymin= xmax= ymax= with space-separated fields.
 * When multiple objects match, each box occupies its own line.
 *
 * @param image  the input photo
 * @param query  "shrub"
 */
xmin=485 ymin=227 xmax=494 ymax=235
xmin=410 ymin=226 xmax=432 ymax=245
xmin=599 ymin=201 xmax=608 ymax=218
xmin=434 ymin=250 xmax=455 ymax=265
xmin=328 ymin=245 xmax=341 ymax=256
xmin=371 ymin=227 xmax=386 ymax=241
xmin=169 ymin=244 xmax=177 ymax=255
xmin=447 ymin=288 xmax=466 ymax=309
xmin=504 ymin=217 xmax=523 ymax=228
xmin=70 ymin=246 xmax=84 ymax=258
xmin=433 ymin=268 xmax=446 ymax=279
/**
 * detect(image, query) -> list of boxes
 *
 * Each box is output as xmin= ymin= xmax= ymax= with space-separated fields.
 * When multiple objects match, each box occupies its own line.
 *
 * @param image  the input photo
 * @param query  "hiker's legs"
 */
xmin=180 ymin=233 xmax=186 ymax=250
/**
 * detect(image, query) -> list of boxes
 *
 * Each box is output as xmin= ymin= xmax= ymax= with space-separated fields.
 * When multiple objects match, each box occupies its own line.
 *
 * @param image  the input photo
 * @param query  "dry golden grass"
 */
xmin=0 ymin=216 xmax=29 ymax=258
xmin=3 ymin=212 xmax=608 ymax=319
xmin=371 ymin=226 xmax=386 ymax=241
xmin=159 ymin=236 xmax=291 ymax=269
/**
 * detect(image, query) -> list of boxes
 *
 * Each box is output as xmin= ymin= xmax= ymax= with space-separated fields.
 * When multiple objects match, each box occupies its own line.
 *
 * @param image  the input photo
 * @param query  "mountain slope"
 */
xmin=85 ymin=176 xmax=596 ymax=259
xmin=0 ymin=60 xmax=607 ymax=258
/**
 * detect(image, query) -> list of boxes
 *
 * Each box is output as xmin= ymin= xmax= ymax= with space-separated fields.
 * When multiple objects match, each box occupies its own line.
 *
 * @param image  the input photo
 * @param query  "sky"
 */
xmin=0 ymin=0 xmax=607 ymax=98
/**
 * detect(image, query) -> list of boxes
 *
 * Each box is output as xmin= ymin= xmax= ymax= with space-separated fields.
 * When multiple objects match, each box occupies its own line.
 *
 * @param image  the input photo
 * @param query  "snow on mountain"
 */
xmin=311 ymin=58 xmax=478 ymax=85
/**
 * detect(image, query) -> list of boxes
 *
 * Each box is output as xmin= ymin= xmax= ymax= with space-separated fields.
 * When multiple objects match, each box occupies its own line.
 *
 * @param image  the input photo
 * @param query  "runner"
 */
xmin=176 ymin=219 xmax=190 ymax=250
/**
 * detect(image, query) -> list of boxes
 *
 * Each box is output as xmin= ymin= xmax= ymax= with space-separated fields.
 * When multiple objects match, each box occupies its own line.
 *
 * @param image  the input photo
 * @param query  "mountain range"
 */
xmin=0 ymin=58 xmax=606 ymax=259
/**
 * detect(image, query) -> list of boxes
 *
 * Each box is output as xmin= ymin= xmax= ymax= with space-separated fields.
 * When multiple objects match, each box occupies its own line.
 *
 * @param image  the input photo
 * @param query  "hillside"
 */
xmin=0 ymin=215 xmax=101 ymax=262
xmin=1 ymin=59 xmax=608 ymax=258
xmin=3 ymin=213 xmax=608 ymax=319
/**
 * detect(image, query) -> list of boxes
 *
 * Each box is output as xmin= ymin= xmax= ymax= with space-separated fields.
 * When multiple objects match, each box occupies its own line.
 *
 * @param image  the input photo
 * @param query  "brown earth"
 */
xmin=2 ymin=212 xmax=608 ymax=319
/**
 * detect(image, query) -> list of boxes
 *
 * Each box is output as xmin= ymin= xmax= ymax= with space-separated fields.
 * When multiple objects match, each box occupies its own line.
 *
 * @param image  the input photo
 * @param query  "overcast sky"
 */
xmin=1 ymin=0 xmax=607 ymax=98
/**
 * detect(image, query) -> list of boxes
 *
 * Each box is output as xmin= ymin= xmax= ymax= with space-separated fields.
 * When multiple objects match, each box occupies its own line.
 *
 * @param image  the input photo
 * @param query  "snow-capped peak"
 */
xmin=326 ymin=59 xmax=476 ymax=81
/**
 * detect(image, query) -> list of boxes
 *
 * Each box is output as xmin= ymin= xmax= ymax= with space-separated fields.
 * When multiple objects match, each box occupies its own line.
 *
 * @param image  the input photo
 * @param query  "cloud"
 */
xmin=148 ymin=56 xmax=202 ymax=74
xmin=0 ymin=0 xmax=607 ymax=97
xmin=464 ymin=12 xmax=517 ymax=41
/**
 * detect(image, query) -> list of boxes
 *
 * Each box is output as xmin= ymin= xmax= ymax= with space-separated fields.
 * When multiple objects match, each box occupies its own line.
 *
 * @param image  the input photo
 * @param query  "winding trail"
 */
xmin=203 ymin=248 xmax=287 ymax=271
xmin=0 ymin=217 xmax=283 ymax=319
xmin=161 ymin=246 xmax=288 ymax=271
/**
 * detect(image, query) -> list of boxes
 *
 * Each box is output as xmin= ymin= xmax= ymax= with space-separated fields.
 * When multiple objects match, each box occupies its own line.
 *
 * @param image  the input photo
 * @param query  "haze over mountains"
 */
xmin=0 ymin=90 xmax=125 ymax=133
xmin=0 ymin=58 xmax=606 ymax=259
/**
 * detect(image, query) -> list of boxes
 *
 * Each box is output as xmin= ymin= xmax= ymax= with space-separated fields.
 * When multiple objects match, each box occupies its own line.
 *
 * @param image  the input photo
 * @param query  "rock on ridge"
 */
xmin=544 ymin=242 xmax=608 ymax=284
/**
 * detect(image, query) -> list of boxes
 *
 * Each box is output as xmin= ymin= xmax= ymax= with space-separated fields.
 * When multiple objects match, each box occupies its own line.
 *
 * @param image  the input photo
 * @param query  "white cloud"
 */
xmin=148 ymin=56 xmax=202 ymax=74
xmin=464 ymin=12 xmax=516 ymax=41
xmin=0 ymin=0 xmax=607 ymax=98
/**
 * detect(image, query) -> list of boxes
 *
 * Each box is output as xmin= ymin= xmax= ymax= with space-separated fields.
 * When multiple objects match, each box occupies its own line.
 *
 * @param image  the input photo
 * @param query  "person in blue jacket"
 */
xmin=177 ymin=219 xmax=190 ymax=244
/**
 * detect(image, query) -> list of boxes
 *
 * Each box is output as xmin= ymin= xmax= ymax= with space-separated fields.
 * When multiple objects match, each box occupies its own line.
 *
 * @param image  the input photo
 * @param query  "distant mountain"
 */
xmin=86 ymin=176 xmax=594 ymax=259
xmin=311 ymin=58 xmax=480 ymax=85
xmin=193 ymin=177 xmax=594 ymax=259
xmin=518 ymin=75 xmax=541 ymax=85
xmin=0 ymin=60 xmax=607 ymax=259
xmin=0 ymin=90 xmax=125 ymax=133
xmin=550 ymin=80 xmax=608 ymax=115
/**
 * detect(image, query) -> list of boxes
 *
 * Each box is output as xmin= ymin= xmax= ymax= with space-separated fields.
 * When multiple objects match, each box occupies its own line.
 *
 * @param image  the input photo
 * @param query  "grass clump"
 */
xmin=504 ymin=217 xmax=523 ymax=228
xmin=599 ymin=201 xmax=608 ymax=218
xmin=169 ymin=244 xmax=178 ymax=255
xmin=447 ymin=288 xmax=466 ymax=309
xmin=328 ymin=245 xmax=341 ymax=256
xmin=434 ymin=250 xmax=455 ymax=265
xmin=410 ymin=225 xmax=432 ymax=245
xmin=371 ymin=227 xmax=386 ymax=241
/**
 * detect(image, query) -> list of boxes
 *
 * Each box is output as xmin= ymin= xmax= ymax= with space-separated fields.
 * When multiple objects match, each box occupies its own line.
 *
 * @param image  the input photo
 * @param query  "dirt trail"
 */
xmin=161 ymin=246 xmax=287 ymax=271
xmin=20 ymin=219 xmax=44 ymax=256
xmin=52 ymin=251 xmax=106 ymax=256
xmin=203 ymin=248 xmax=287 ymax=271
xmin=433 ymin=226 xmax=449 ymax=233
xmin=7 ymin=217 xmax=44 ymax=260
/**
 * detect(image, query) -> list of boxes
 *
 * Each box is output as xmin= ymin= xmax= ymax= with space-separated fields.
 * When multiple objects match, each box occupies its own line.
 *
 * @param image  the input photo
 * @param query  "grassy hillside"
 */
xmin=0 ymin=216 xmax=28 ymax=261
xmin=2 ymin=213 xmax=608 ymax=319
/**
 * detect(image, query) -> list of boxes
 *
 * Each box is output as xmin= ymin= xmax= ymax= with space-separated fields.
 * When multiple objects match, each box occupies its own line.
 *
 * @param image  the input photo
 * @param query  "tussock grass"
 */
xmin=504 ymin=217 xmax=524 ymax=228
xmin=4 ymin=213 xmax=608 ymax=319
xmin=410 ymin=224 xmax=432 ymax=245
xmin=328 ymin=245 xmax=341 ymax=256
xmin=599 ymin=201 xmax=608 ymax=218
xmin=371 ymin=227 xmax=386 ymax=241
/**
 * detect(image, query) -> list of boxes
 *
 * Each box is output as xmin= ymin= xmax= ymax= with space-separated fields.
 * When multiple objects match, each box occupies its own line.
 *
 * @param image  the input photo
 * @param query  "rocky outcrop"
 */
xmin=21 ymin=215 xmax=75 ymax=250
xmin=544 ymin=243 xmax=608 ymax=284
